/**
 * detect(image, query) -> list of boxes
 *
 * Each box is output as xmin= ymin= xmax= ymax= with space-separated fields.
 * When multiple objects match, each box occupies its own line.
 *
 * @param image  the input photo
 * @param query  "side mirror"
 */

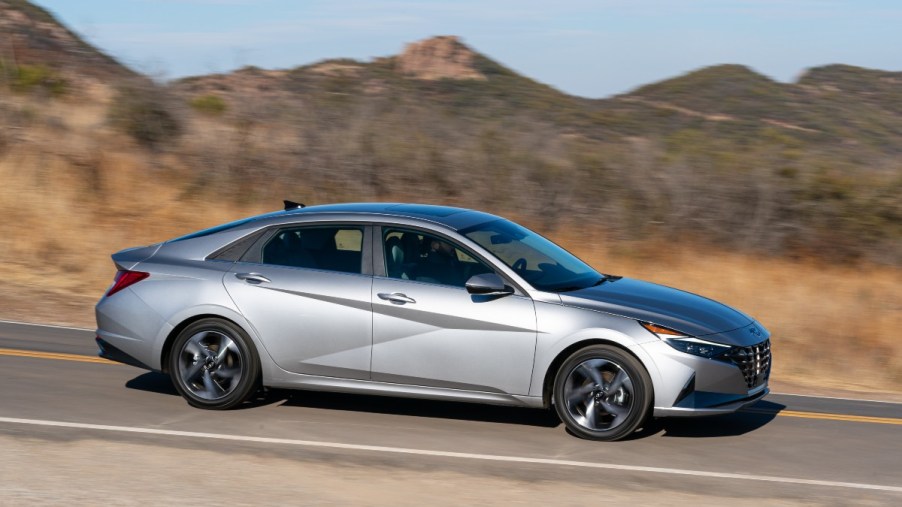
xmin=465 ymin=273 xmax=514 ymax=297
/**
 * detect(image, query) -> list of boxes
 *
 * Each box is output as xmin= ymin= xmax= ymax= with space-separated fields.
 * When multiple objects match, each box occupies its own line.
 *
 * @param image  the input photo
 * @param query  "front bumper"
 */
xmin=642 ymin=337 xmax=771 ymax=417
xmin=653 ymin=384 xmax=768 ymax=417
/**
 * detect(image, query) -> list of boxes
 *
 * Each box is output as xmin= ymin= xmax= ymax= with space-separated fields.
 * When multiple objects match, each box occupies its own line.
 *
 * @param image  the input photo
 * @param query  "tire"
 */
xmin=553 ymin=345 xmax=652 ymax=441
xmin=168 ymin=318 xmax=260 ymax=410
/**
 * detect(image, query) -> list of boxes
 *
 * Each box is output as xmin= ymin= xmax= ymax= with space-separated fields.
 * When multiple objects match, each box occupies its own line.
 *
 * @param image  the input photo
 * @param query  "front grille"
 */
xmin=727 ymin=339 xmax=771 ymax=388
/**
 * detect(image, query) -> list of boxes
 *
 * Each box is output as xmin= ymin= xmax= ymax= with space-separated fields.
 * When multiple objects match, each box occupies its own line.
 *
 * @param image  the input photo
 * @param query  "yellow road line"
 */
xmin=773 ymin=410 xmax=902 ymax=426
xmin=741 ymin=407 xmax=902 ymax=425
xmin=0 ymin=347 xmax=114 ymax=365
xmin=1 ymin=347 xmax=900 ymax=426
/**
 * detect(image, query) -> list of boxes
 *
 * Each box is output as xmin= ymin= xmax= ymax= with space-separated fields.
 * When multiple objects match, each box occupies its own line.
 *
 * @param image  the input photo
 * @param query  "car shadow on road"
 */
xmin=276 ymin=389 xmax=563 ymax=428
xmin=124 ymin=372 xmax=283 ymax=410
xmin=125 ymin=371 xmax=556 ymax=426
xmin=125 ymin=372 xmax=784 ymax=436
xmin=633 ymin=400 xmax=786 ymax=439
xmin=125 ymin=372 xmax=179 ymax=396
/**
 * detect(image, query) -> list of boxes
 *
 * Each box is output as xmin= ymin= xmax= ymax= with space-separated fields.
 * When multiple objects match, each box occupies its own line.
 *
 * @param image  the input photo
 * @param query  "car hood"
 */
xmin=559 ymin=277 xmax=758 ymax=344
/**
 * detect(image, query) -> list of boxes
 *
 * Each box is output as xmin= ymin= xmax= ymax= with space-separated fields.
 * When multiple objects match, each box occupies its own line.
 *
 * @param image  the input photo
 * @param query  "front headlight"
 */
xmin=640 ymin=322 xmax=731 ymax=359
xmin=663 ymin=337 xmax=731 ymax=359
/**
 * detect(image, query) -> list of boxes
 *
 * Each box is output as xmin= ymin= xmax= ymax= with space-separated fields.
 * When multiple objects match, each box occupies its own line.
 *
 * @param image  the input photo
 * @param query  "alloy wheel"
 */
xmin=562 ymin=358 xmax=634 ymax=432
xmin=176 ymin=330 xmax=244 ymax=400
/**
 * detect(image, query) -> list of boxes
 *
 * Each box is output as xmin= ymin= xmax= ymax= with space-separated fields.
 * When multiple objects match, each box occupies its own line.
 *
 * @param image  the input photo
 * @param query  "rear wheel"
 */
xmin=168 ymin=318 xmax=260 ymax=409
xmin=553 ymin=345 xmax=652 ymax=441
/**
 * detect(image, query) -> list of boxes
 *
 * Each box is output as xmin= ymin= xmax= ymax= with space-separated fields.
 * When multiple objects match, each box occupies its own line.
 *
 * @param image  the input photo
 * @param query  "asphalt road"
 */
xmin=1 ymin=320 xmax=900 ymax=505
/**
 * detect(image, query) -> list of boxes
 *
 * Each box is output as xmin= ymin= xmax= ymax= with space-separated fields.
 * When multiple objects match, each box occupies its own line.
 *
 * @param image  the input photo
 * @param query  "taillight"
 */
xmin=106 ymin=270 xmax=149 ymax=297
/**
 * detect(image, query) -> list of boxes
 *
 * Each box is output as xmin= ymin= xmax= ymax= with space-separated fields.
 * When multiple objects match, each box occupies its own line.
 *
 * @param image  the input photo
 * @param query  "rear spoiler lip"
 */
xmin=111 ymin=243 xmax=163 ymax=271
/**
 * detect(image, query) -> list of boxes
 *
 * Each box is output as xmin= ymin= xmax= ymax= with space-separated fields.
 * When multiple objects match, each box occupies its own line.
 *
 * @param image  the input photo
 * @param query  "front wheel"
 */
xmin=553 ymin=345 xmax=652 ymax=441
xmin=168 ymin=318 xmax=260 ymax=409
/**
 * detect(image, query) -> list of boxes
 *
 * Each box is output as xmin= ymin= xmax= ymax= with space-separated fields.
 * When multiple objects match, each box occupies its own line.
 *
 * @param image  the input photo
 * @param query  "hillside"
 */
xmin=613 ymin=64 xmax=902 ymax=152
xmin=167 ymin=38 xmax=900 ymax=261
xmin=0 ymin=0 xmax=134 ymax=83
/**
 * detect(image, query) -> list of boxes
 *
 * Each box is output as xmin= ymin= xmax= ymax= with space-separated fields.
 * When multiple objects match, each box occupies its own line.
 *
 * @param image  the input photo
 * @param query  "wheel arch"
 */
xmin=158 ymin=308 xmax=267 ymax=376
xmin=541 ymin=338 xmax=655 ymax=409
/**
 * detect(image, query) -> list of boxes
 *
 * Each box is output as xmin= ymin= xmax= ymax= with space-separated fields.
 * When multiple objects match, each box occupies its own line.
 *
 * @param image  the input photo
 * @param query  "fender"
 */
xmin=527 ymin=301 xmax=665 ymax=404
xmin=152 ymin=303 xmax=281 ymax=381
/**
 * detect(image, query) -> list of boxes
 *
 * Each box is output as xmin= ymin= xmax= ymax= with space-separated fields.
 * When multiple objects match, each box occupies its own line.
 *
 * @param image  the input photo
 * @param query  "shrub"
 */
xmin=3 ymin=63 xmax=67 ymax=96
xmin=189 ymin=94 xmax=227 ymax=115
xmin=108 ymin=83 xmax=182 ymax=149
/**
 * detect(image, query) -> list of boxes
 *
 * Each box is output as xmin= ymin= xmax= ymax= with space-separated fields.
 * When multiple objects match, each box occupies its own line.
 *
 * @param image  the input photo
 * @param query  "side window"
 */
xmin=261 ymin=226 xmax=363 ymax=274
xmin=383 ymin=228 xmax=493 ymax=287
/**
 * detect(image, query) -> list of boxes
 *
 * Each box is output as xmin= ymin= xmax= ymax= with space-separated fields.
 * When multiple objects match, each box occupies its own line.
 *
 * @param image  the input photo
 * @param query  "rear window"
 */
xmin=169 ymin=211 xmax=284 ymax=242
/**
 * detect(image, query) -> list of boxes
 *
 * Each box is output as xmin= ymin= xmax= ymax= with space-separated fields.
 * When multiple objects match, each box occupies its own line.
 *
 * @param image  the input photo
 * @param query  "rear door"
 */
xmin=223 ymin=224 xmax=373 ymax=379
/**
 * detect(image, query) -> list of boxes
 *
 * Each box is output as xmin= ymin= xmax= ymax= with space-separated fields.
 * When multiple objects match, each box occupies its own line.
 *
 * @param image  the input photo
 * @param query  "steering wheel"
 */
xmin=512 ymin=257 xmax=527 ymax=273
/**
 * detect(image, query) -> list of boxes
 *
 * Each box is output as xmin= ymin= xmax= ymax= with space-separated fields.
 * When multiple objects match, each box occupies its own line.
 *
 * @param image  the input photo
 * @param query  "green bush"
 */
xmin=108 ymin=84 xmax=181 ymax=149
xmin=4 ymin=63 xmax=67 ymax=96
xmin=189 ymin=94 xmax=227 ymax=115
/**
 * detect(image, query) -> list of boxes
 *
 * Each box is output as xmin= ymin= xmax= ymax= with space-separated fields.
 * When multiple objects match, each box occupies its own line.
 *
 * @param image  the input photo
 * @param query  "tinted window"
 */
xmin=383 ymin=228 xmax=493 ymax=287
xmin=262 ymin=226 xmax=363 ymax=274
xmin=461 ymin=219 xmax=600 ymax=292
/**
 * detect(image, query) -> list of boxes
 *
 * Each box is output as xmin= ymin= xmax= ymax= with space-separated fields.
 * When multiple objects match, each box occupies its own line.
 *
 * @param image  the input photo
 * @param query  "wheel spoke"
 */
xmin=600 ymin=399 xmax=629 ymax=418
xmin=576 ymin=361 xmax=604 ymax=386
xmin=607 ymin=369 xmax=632 ymax=393
xmin=583 ymin=398 xmax=597 ymax=428
xmin=180 ymin=361 xmax=204 ymax=384
xmin=202 ymin=370 xmax=223 ymax=397
xmin=215 ymin=364 xmax=241 ymax=383
xmin=215 ymin=335 xmax=236 ymax=364
xmin=183 ymin=340 xmax=205 ymax=357
xmin=565 ymin=384 xmax=595 ymax=406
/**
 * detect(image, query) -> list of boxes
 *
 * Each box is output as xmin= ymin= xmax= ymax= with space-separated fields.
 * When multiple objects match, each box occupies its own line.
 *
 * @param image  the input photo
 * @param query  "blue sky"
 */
xmin=33 ymin=0 xmax=902 ymax=98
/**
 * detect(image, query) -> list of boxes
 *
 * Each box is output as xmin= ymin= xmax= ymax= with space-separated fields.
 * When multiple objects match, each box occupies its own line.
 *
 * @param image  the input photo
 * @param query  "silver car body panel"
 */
xmin=224 ymin=263 xmax=374 ymax=379
xmin=371 ymin=277 xmax=537 ymax=395
xmin=95 ymin=203 xmax=770 ymax=417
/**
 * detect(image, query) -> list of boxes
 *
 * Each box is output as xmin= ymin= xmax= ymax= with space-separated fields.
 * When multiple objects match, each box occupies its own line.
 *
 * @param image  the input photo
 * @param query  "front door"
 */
xmin=371 ymin=227 xmax=537 ymax=395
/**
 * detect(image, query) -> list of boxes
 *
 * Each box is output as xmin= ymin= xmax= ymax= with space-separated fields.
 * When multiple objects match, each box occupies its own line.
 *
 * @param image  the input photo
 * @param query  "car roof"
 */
xmin=162 ymin=203 xmax=505 ymax=256
xmin=278 ymin=203 xmax=501 ymax=231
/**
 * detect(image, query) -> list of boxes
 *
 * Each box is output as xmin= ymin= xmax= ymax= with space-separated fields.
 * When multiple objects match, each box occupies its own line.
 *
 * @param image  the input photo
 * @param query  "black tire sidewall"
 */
xmin=168 ymin=318 xmax=260 ymax=410
xmin=553 ymin=344 xmax=652 ymax=441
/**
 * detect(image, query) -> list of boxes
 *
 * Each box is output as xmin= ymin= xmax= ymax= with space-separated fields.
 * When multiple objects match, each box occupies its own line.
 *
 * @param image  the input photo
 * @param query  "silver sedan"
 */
xmin=95 ymin=202 xmax=771 ymax=441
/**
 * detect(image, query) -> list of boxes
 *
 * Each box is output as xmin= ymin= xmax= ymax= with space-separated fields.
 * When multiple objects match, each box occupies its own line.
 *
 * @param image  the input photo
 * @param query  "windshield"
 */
xmin=460 ymin=219 xmax=601 ymax=292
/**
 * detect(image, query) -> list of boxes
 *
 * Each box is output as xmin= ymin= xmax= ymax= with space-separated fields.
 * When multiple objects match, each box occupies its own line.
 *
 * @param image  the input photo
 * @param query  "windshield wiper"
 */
xmin=550 ymin=274 xmax=621 ymax=293
xmin=593 ymin=274 xmax=622 ymax=286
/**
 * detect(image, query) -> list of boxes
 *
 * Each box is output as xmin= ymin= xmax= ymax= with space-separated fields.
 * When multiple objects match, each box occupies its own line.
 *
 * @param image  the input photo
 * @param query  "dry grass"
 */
xmin=0 ymin=93 xmax=899 ymax=398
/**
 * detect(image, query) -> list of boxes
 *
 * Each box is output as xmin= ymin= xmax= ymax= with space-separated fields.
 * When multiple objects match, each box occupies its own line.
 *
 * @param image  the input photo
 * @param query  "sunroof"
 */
xmin=387 ymin=204 xmax=464 ymax=217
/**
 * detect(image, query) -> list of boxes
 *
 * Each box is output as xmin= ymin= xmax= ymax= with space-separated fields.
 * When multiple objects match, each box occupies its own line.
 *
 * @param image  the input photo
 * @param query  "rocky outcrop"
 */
xmin=395 ymin=36 xmax=486 ymax=81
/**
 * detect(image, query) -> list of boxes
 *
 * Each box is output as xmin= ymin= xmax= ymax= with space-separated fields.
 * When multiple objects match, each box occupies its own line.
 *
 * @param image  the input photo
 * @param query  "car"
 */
xmin=95 ymin=202 xmax=771 ymax=441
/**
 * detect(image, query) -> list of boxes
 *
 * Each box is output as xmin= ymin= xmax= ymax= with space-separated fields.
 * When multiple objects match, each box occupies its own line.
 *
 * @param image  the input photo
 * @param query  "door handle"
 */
xmin=377 ymin=292 xmax=416 ymax=304
xmin=235 ymin=272 xmax=271 ymax=284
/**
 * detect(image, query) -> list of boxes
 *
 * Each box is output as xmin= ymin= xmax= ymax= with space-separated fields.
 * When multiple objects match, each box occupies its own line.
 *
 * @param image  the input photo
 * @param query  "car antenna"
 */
xmin=283 ymin=200 xmax=305 ymax=211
